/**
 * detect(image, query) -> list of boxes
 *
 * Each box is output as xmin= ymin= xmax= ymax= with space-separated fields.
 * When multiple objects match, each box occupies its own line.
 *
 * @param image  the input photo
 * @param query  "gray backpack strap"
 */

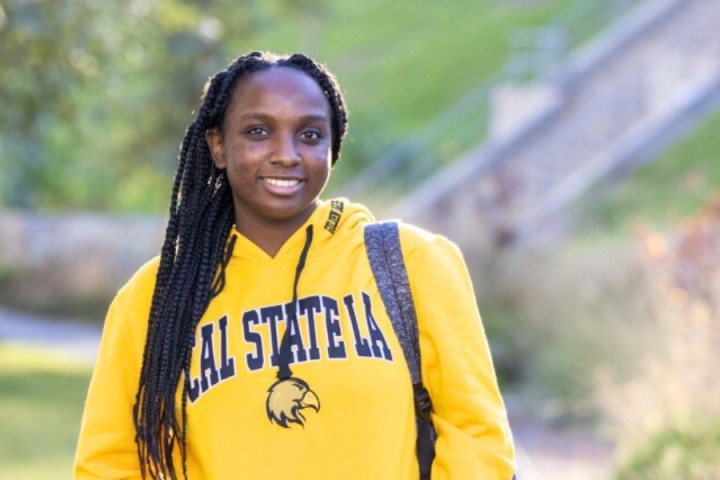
xmin=365 ymin=221 xmax=436 ymax=480
xmin=364 ymin=221 xmax=422 ymax=384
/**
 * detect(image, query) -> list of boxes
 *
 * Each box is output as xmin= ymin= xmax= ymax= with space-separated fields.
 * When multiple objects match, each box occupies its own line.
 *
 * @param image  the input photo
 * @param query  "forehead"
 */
xmin=228 ymin=66 xmax=330 ymax=116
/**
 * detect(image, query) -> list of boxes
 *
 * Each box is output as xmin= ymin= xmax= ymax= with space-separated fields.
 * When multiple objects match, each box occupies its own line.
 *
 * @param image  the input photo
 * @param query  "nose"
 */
xmin=271 ymin=132 xmax=300 ymax=166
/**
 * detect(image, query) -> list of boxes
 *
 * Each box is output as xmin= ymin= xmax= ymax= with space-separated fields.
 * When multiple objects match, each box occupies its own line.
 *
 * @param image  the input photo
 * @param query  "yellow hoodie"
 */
xmin=74 ymin=199 xmax=516 ymax=479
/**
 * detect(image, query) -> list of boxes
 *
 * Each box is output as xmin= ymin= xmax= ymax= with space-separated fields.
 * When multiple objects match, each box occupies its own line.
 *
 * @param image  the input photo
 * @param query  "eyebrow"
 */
xmin=239 ymin=112 xmax=330 ymax=123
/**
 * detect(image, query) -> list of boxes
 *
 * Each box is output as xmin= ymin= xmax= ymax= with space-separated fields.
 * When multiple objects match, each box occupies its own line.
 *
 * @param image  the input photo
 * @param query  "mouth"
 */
xmin=263 ymin=177 xmax=302 ymax=188
xmin=261 ymin=176 xmax=304 ymax=195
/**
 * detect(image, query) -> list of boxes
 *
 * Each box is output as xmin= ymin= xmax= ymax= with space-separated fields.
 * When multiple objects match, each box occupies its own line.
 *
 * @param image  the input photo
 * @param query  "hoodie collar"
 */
xmin=229 ymin=198 xmax=374 ymax=262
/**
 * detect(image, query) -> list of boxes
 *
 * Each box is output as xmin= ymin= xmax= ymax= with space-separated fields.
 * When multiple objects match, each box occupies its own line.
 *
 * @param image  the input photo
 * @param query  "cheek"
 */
xmin=303 ymin=143 xmax=332 ymax=167
xmin=223 ymin=143 xmax=259 ymax=177
xmin=222 ymin=152 xmax=249 ymax=182
xmin=227 ymin=141 xmax=265 ymax=164
xmin=307 ymin=154 xmax=331 ymax=179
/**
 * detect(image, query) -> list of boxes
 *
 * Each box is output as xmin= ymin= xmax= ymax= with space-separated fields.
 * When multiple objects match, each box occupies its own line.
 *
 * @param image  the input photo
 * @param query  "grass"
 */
xmin=615 ymin=421 xmax=720 ymax=480
xmin=580 ymin=106 xmax=720 ymax=234
xmin=476 ymin=235 xmax=646 ymax=409
xmin=0 ymin=344 xmax=92 ymax=479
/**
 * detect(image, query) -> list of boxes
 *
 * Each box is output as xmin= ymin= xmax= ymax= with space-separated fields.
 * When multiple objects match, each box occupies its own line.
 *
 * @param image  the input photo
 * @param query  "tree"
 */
xmin=0 ymin=0 xmax=314 ymax=210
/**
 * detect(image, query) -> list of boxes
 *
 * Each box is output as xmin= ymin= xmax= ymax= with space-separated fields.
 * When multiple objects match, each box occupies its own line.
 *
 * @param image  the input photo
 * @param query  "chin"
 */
xmin=265 ymin=201 xmax=317 ymax=224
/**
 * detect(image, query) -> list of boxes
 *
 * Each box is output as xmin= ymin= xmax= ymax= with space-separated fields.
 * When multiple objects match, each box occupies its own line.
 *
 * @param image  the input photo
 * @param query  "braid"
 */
xmin=133 ymin=51 xmax=349 ymax=479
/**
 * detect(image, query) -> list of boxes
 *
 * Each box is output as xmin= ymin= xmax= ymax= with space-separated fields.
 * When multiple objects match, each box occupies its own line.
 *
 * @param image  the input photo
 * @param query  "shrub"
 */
xmin=615 ymin=421 xmax=720 ymax=480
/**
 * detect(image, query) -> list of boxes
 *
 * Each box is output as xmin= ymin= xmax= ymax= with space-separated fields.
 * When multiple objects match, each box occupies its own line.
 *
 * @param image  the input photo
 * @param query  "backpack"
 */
xmin=364 ymin=221 xmax=436 ymax=479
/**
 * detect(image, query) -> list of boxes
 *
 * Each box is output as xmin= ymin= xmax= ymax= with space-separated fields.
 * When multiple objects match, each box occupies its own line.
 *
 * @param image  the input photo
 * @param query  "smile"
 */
xmin=264 ymin=177 xmax=301 ymax=188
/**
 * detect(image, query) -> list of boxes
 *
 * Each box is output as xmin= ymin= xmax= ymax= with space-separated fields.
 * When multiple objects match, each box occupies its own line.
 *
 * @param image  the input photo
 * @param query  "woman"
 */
xmin=74 ymin=51 xmax=516 ymax=479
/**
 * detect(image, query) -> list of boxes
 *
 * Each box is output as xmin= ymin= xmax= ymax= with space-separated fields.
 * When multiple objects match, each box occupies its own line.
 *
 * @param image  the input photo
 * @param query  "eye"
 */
xmin=245 ymin=126 xmax=269 ymax=137
xmin=300 ymin=130 xmax=323 ymax=143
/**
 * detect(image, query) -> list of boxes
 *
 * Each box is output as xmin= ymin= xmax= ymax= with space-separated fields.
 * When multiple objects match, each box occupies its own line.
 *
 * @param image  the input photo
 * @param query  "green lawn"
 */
xmin=581 ymin=107 xmax=720 ymax=233
xmin=0 ymin=344 xmax=92 ymax=480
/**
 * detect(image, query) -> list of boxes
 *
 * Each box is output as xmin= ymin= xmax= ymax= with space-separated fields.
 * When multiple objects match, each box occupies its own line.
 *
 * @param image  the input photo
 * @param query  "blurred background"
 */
xmin=1 ymin=0 xmax=720 ymax=478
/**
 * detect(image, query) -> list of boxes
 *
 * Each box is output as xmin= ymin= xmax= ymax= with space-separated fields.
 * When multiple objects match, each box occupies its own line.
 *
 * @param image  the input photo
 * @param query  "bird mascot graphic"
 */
xmin=266 ymin=377 xmax=321 ymax=428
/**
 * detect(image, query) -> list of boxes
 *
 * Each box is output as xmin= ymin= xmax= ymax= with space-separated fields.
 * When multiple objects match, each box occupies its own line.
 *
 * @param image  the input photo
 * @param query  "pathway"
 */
xmin=0 ymin=307 xmax=101 ymax=363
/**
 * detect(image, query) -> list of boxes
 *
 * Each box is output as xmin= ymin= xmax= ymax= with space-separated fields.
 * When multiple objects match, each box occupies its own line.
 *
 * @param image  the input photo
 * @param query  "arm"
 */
xmin=74 ymin=263 xmax=156 ymax=479
xmin=403 ymin=230 xmax=516 ymax=479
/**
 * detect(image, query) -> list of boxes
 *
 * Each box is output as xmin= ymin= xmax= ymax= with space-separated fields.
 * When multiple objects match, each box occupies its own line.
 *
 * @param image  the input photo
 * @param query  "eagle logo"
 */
xmin=266 ymin=377 xmax=320 ymax=428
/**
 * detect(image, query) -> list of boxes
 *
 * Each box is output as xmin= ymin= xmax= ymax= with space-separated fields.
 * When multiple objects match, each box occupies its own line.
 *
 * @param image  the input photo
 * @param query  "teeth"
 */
xmin=265 ymin=178 xmax=300 ymax=188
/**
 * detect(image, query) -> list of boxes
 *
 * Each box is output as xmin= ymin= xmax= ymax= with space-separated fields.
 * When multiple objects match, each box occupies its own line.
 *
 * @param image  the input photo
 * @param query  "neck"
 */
xmin=234 ymin=207 xmax=317 ymax=258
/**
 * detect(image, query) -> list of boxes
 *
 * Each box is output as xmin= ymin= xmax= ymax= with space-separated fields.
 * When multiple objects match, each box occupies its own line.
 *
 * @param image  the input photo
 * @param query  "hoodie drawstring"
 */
xmin=276 ymin=224 xmax=314 ymax=380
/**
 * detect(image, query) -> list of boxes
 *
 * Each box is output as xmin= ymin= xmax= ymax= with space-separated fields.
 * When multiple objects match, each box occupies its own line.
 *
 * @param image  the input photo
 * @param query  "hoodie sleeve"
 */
xmin=402 ymin=229 xmax=516 ymax=479
xmin=74 ymin=262 xmax=155 ymax=479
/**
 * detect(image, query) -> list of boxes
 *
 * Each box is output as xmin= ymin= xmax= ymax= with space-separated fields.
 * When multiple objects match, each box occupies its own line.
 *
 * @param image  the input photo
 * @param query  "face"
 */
xmin=206 ymin=66 xmax=332 ymax=233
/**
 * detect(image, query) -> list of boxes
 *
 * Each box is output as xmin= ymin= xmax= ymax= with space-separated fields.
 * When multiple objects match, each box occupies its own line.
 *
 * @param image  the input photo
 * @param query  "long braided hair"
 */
xmin=133 ymin=51 xmax=348 ymax=479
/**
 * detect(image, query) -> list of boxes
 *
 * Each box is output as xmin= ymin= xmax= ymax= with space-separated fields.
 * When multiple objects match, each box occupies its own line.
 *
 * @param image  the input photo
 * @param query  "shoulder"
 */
xmin=362 ymin=219 xmax=467 ymax=274
xmin=98 ymin=256 xmax=160 ymax=350
xmin=392 ymin=222 xmax=473 ymax=290
xmin=112 ymin=256 xmax=161 ymax=310
xmin=396 ymin=222 xmax=463 ymax=262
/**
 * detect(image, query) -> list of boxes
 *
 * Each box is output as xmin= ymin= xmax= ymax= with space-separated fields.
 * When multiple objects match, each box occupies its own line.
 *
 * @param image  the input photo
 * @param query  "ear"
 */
xmin=205 ymin=128 xmax=227 ymax=169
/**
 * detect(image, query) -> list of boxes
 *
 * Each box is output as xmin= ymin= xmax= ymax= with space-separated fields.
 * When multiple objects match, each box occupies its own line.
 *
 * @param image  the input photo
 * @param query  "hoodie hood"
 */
xmin=229 ymin=198 xmax=374 ymax=262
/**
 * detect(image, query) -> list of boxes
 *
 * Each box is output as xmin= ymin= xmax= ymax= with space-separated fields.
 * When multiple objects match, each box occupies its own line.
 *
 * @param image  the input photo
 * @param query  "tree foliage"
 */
xmin=0 ymin=0 xmax=307 ymax=211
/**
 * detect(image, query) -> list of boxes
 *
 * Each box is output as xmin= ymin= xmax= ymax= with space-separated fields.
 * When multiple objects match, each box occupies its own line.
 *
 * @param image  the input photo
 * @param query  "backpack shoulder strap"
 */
xmin=364 ymin=221 xmax=429 ymax=409
xmin=364 ymin=221 xmax=421 ymax=383
xmin=365 ymin=221 xmax=439 ymax=479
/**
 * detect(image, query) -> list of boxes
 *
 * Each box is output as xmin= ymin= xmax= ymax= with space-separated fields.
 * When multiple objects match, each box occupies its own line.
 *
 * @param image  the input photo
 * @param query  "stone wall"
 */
xmin=0 ymin=211 xmax=165 ymax=297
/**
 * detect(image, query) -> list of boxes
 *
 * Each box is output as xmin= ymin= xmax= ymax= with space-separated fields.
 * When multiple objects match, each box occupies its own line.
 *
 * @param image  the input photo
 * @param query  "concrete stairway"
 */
xmin=392 ymin=0 xmax=720 ymax=249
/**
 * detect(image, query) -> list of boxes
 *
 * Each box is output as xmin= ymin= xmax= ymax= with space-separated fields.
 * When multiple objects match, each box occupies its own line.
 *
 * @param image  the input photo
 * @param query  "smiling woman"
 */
xmin=73 ymin=51 xmax=516 ymax=480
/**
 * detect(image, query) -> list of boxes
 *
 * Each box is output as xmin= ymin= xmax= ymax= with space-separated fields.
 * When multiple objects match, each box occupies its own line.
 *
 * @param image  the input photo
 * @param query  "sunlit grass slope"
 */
xmin=585 ymin=107 xmax=720 ymax=232
xmin=0 ymin=344 xmax=92 ymax=480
